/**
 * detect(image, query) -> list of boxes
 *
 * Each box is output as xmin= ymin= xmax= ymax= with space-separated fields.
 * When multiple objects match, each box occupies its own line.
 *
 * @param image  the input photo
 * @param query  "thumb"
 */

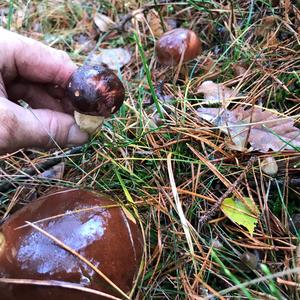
xmin=0 ymin=98 xmax=88 ymax=154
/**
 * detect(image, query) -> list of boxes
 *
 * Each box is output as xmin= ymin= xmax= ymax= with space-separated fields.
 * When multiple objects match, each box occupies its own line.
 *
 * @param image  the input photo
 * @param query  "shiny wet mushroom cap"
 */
xmin=66 ymin=65 xmax=125 ymax=134
xmin=0 ymin=189 xmax=143 ymax=300
xmin=155 ymin=28 xmax=201 ymax=66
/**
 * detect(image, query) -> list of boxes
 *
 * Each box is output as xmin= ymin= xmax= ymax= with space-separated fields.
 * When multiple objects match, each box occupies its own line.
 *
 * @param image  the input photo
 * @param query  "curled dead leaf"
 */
xmin=88 ymin=48 xmax=131 ymax=70
xmin=93 ymin=13 xmax=115 ymax=32
xmin=147 ymin=9 xmax=164 ymax=37
xmin=147 ymin=9 xmax=177 ymax=37
xmin=197 ymin=81 xmax=238 ymax=104
xmin=232 ymin=64 xmax=248 ymax=77
xmin=197 ymin=57 xmax=222 ymax=80
xmin=255 ymin=16 xmax=279 ymax=38
xmin=254 ymin=15 xmax=280 ymax=45
xmin=73 ymin=34 xmax=96 ymax=53
xmin=197 ymin=107 xmax=300 ymax=152
xmin=38 ymin=162 xmax=65 ymax=180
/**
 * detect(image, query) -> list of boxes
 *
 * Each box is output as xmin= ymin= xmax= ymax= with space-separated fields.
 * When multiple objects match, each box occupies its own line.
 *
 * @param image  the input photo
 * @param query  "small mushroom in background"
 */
xmin=261 ymin=156 xmax=278 ymax=176
xmin=0 ymin=189 xmax=143 ymax=300
xmin=66 ymin=65 xmax=125 ymax=134
xmin=238 ymin=251 xmax=259 ymax=272
xmin=155 ymin=28 xmax=202 ymax=66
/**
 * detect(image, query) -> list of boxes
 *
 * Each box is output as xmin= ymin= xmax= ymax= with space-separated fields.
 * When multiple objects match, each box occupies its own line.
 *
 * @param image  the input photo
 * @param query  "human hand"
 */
xmin=0 ymin=28 xmax=89 ymax=154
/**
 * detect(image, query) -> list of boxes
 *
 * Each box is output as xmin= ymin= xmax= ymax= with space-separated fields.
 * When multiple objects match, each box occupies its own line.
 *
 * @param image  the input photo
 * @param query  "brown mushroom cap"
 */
xmin=155 ymin=28 xmax=202 ymax=66
xmin=0 ymin=189 xmax=143 ymax=300
xmin=66 ymin=65 xmax=125 ymax=117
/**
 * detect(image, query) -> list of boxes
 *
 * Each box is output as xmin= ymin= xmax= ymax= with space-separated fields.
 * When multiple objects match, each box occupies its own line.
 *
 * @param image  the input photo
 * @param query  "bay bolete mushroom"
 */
xmin=155 ymin=28 xmax=201 ymax=66
xmin=66 ymin=65 xmax=125 ymax=134
xmin=0 ymin=189 xmax=143 ymax=300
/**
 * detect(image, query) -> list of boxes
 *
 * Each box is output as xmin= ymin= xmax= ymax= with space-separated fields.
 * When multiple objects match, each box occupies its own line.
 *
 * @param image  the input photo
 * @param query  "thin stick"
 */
xmin=198 ymin=156 xmax=257 ymax=228
xmin=25 ymin=221 xmax=130 ymax=300
xmin=0 ymin=146 xmax=83 ymax=193
xmin=113 ymin=2 xmax=183 ymax=32
xmin=0 ymin=278 xmax=121 ymax=300
xmin=207 ymin=267 xmax=300 ymax=298
xmin=167 ymin=153 xmax=197 ymax=272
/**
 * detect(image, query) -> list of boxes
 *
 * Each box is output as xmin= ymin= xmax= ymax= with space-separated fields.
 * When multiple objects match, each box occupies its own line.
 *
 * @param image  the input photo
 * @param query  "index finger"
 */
xmin=0 ymin=28 xmax=77 ymax=87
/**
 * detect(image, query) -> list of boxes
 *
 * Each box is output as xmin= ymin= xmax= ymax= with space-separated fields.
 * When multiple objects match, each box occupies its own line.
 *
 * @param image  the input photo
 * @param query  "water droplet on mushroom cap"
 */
xmin=0 ymin=189 xmax=143 ymax=300
xmin=155 ymin=28 xmax=202 ymax=66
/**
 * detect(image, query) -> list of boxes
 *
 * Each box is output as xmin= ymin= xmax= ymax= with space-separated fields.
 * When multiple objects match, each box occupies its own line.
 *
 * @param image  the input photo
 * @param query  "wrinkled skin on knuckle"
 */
xmin=0 ymin=33 xmax=23 ymax=84
xmin=43 ymin=110 xmax=69 ymax=148
xmin=53 ymin=49 xmax=76 ymax=87
xmin=43 ymin=110 xmax=60 ymax=148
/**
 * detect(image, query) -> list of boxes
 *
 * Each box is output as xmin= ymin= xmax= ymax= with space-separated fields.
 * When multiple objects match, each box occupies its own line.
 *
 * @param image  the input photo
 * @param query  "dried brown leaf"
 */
xmin=232 ymin=64 xmax=248 ymax=77
xmin=38 ymin=162 xmax=65 ymax=180
xmin=255 ymin=15 xmax=279 ymax=39
xmin=197 ymin=81 xmax=238 ymax=104
xmin=94 ymin=13 xmax=115 ymax=32
xmin=197 ymin=107 xmax=300 ymax=152
xmin=147 ymin=9 xmax=164 ymax=37
xmin=73 ymin=34 xmax=96 ymax=54
xmin=147 ymin=9 xmax=177 ymax=37
xmin=266 ymin=32 xmax=279 ymax=46
xmin=88 ymin=48 xmax=131 ymax=70
xmin=198 ymin=57 xmax=222 ymax=80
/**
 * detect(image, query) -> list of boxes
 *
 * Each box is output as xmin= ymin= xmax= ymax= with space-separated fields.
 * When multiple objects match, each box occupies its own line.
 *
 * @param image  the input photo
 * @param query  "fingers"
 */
xmin=6 ymin=81 xmax=76 ymax=114
xmin=0 ymin=97 xmax=88 ymax=154
xmin=0 ymin=73 xmax=7 ymax=98
xmin=6 ymin=82 xmax=65 ymax=112
xmin=7 ymin=79 xmax=76 ymax=114
xmin=0 ymin=28 xmax=77 ymax=87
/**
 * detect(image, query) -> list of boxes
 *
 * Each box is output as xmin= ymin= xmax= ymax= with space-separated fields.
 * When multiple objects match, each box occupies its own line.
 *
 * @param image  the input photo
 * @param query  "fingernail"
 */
xmin=67 ymin=124 xmax=89 ymax=146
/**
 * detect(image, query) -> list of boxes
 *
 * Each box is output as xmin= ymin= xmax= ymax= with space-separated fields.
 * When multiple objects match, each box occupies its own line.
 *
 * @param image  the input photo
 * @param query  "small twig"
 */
xmin=154 ymin=0 xmax=167 ymax=32
xmin=113 ymin=1 xmax=173 ymax=32
xmin=114 ymin=7 xmax=150 ymax=32
xmin=198 ymin=156 xmax=257 ymax=228
xmin=144 ymin=80 xmax=169 ymax=107
xmin=297 ymin=242 xmax=300 ymax=282
xmin=0 ymin=146 xmax=83 ymax=194
xmin=0 ymin=278 xmax=121 ymax=300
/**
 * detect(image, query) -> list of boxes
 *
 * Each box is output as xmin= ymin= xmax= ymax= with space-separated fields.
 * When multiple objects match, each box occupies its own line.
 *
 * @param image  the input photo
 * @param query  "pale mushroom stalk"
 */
xmin=73 ymin=111 xmax=104 ymax=135
xmin=66 ymin=65 xmax=125 ymax=135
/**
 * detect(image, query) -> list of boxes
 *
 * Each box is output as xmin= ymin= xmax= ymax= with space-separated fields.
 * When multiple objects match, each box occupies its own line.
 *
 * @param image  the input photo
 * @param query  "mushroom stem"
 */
xmin=74 ymin=111 xmax=104 ymax=135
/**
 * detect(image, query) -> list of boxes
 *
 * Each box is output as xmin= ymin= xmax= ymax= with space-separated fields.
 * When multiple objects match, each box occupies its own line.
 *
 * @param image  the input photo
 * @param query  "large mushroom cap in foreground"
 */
xmin=66 ymin=65 xmax=125 ymax=118
xmin=155 ymin=28 xmax=201 ymax=66
xmin=0 ymin=189 xmax=143 ymax=300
